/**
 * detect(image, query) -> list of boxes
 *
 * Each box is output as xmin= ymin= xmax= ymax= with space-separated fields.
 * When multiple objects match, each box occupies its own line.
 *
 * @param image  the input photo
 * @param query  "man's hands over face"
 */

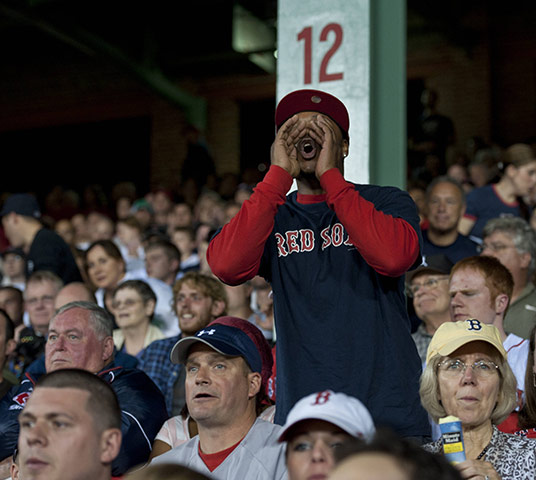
xmin=271 ymin=113 xmax=347 ymax=180
xmin=271 ymin=115 xmax=304 ymax=178
xmin=309 ymin=114 xmax=346 ymax=178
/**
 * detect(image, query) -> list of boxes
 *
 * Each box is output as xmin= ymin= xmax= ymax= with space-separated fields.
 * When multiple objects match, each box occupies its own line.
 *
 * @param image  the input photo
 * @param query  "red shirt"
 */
xmin=198 ymin=438 xmax=243 ymax=472
xmin=498 ymin=412 xmax=536 ymax=438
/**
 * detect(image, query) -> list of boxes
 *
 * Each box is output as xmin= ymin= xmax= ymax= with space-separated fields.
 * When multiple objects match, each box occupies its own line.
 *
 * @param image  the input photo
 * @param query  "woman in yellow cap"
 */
xmin=420 ymin=319 xmax=536 ymax=479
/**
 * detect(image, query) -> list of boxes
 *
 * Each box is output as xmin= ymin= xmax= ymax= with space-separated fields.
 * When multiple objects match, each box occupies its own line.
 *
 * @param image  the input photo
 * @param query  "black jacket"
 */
xmin=0 ymin=360 xmax=168 ymax=476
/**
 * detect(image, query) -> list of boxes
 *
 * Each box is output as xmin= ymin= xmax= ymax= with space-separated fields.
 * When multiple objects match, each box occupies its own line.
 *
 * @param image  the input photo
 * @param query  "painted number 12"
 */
xmin=297 ymin=23 xmax=344 ymax=85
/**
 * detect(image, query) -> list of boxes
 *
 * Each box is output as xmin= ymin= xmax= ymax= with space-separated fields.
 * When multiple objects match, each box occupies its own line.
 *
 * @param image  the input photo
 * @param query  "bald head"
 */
xmin=55 ymin=283 xmax=96 ymax=310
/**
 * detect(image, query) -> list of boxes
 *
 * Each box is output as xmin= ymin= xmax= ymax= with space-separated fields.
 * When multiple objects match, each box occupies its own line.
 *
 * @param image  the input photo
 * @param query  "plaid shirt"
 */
xmin=411 ymin=323 xmax=432 ymax=365
xmin=137 ymin=335 xmax=182 ymax=413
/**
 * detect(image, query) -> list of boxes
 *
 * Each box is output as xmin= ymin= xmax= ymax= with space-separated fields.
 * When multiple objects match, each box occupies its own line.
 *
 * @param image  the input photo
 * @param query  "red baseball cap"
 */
xmin=275 ymin=89 xmax=350 ymax=139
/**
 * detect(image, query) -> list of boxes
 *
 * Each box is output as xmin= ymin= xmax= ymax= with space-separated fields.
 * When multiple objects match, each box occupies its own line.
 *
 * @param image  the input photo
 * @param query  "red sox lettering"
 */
xmin=275 ymin=223 xmax=354 ymax=257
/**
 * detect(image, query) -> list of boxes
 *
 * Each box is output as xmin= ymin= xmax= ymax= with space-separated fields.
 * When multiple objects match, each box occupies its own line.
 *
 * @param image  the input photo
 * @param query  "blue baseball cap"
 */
xmin=170 ymin=320 xmax=263 ymax=374
xmin=0 ymin=194 xmax=41 ymax=219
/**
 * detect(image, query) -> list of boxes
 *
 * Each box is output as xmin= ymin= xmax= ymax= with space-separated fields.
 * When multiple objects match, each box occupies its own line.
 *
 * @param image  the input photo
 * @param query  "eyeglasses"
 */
xmin=111 ymin=298 xmax=142 ymax=309
xmin=405 ymin=277 xmax=448 ymax=297
xmin=437 ymin=359 xmax=499 ymax=378
xmin=476 ymin=242 xmax=517 ymax=254
xmin=26 ymin=295 xmax=55 ymax=307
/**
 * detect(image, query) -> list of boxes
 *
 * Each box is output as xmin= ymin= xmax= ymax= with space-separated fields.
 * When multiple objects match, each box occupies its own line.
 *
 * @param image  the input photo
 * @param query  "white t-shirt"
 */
xmin=152 ymin=418 xmax=286 ymax=480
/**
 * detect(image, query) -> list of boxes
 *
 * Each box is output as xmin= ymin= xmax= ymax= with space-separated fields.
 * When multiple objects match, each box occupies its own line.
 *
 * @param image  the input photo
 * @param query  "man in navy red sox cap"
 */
xmin=207 ymin=90 xmax=430 ymax=440
xmin=152 ymin=316 xmax=286 ymax=479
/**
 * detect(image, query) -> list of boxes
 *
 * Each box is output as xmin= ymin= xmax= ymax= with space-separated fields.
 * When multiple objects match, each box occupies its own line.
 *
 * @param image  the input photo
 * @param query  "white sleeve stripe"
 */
xmin=122 ymin=410 xmax=152 ymax=450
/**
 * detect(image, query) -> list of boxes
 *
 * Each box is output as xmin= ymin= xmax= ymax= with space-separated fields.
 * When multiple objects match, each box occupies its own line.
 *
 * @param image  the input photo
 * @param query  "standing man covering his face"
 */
xmin=208 ymin=89 xmax=429 ymax=438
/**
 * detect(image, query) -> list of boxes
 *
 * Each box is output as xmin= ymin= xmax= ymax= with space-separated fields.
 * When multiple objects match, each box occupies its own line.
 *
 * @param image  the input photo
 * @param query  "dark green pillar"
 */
xmin=369 ymin=0 xmax=406 ymax=188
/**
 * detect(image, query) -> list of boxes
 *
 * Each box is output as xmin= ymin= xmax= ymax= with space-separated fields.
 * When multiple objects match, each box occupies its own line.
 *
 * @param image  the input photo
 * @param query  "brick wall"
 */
xmin=407 ymin=8 xmax=492 ymax=157
xmin=489 ymin=7 xmax=536 ymax=145
xmin=0 ymin=56 xmax=275 ymax=197
xmin=407 ymin=3 xmax=536 ymax=154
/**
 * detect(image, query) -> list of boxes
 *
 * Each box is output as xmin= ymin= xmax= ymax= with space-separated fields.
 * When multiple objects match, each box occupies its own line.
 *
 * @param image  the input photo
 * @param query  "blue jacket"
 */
xmin=0 ymin=360 xmax=168 ymax=476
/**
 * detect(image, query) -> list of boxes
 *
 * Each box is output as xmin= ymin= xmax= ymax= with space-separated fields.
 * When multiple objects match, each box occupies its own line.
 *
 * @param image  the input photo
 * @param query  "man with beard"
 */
xmin=137 ymin=272 xmax=227 ymax=415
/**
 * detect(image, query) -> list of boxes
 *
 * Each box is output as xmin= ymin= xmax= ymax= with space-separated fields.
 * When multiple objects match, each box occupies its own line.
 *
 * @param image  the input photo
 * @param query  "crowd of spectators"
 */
xmin=0 ymin=87 xmax=536 ymax=479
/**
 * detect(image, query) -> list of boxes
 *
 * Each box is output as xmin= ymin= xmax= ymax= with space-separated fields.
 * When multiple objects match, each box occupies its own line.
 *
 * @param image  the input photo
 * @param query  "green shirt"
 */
xmin=504 ymin=283 xmax=536 ymax=339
